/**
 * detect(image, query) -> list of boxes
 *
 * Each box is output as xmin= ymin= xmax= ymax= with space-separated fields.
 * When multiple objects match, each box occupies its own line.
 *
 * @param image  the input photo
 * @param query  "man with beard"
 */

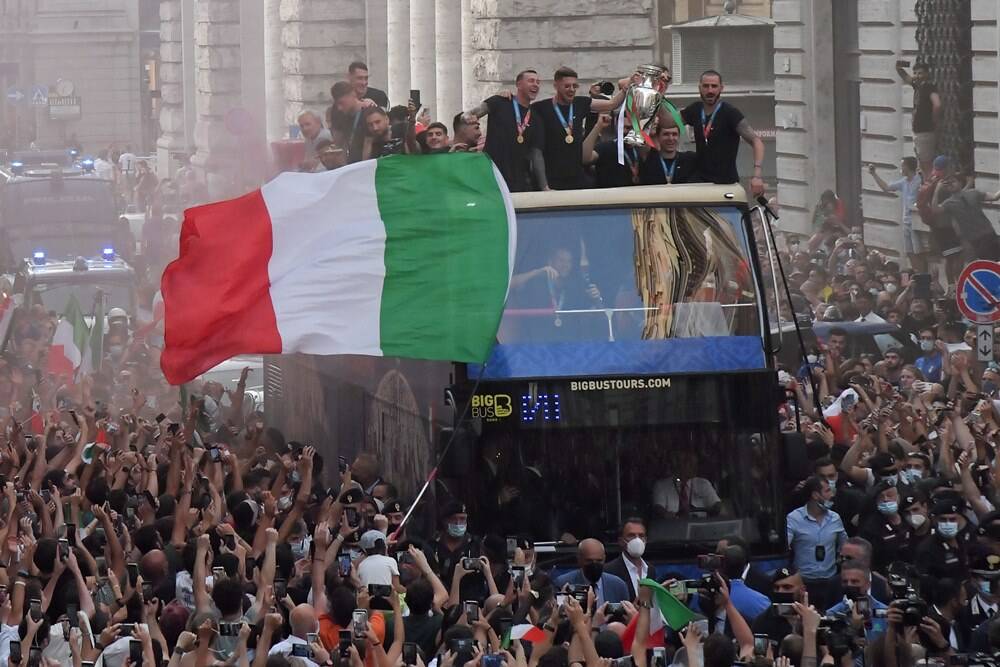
xmin=554 ymin=538 xmax=629 ymax=606
xmin=681 ymin=70 xmax=765 ymax=196
xmin=467 ymin=69 xmax=541 ymax=191
xmin=752 ymin=567 xmax=807 ymax=644
xmin=361 ymin=103 xmax=418 ymax=159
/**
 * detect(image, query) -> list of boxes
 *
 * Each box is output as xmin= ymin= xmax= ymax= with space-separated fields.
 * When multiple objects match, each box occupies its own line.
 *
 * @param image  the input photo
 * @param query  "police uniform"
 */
xmin=859 ymin=512 xmax=914 ymax=572
xmin=959 ymin=551 xmax=1000 ymax=631
xmin=914 ymin=499 xmax=970 ymax=580
xmin=750 ymin=567 xmax=798 ymax=644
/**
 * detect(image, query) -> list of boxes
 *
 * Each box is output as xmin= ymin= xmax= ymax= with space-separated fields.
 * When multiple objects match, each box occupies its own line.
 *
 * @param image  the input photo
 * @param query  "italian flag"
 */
xmin=503 ymin=624 xmax=547 ymax=647
xmin=47 ymin=295 xmax=89 ymax=378
xmin=160 ymin=153 xmax=516 ymax=385
xmin=621 ymin=578 xmax=699 ymax=650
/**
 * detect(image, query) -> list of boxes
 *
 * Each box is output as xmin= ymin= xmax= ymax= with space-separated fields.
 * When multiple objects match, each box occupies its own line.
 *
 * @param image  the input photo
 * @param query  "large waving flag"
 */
xmin=160 ymin=154 xmax=516 ymax=385
xmin=47 ymin=295 xmax=89 ymax=378
xmin=621 ymin=578 xmax=699 ymax=650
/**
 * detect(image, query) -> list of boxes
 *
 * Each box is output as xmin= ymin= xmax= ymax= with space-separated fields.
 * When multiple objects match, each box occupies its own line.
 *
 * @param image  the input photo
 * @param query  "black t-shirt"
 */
xmin=330 ymin=109 xmax=367 ymax=163
xmin=638 ymin=150 xmax=698 ymax=185
xmin=483 ymin=95 xmax=536 ymax=192
xmin=530 ymin=96 xmax=593 ymax=190
xmin=593 ymin=142 xmax=638 ymax=188
xmin=681 ymin=101 xmax=746 ymax=185
xmin=912 ymin=81 xmax=938 ymax=133
xmin=363 ymin=86 xmax=390 ymax=108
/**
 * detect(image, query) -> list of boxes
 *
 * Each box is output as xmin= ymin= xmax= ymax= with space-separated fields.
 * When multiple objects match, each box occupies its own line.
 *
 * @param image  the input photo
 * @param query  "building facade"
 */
xmin=0 ymin=0 xmax=156 ymax=153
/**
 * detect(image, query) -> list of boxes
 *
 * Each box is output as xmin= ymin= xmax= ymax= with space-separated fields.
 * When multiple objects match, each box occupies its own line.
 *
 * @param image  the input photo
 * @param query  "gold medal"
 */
xmin=565 ymin=135 xmax=574 ymax=144
xmin=516 ymin=135 xmax=524 ymax=144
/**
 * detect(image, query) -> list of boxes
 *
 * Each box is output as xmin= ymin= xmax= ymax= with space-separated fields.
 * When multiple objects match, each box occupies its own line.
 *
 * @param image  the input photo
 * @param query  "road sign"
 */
xmin=5 ymin=86 xmax=23 ymax=105
xmin=30 ymin=84 xmax=48 ymax=106
xmin=977 ymin=325 xmax=994 ymax=362
xmin=957 ymin=260 xmax=1000 ymax=324
xmin=48 ymin=95 xmax=81 ymax=121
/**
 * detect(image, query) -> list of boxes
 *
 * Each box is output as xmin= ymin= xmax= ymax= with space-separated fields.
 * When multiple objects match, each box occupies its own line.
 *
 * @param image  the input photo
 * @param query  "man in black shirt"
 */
xmin=467 ymin=69 xmax=541 ymax=191
xmin=348 ymin=60 xmax=389 ymax=108
xmin=639 ymin=121 xmax=697 ymax=186
xmin=582 ymin=113 xmax=636 ymax=188
xmin=361 ymin=105 xmax=417 ymax=159
xmin=680 ymin=70 xmax=765 ymax=196
xmin=530 ymin=66 xmax=632 ymax=191
xmin=896 ymin=61 xmax=941 ymax=177
xmin=329 ymin=81 xmax=372 ymax=163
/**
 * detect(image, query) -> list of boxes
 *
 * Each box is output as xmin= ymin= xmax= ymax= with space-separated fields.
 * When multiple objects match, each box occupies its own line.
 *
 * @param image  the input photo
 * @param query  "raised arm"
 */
xmin=868 ymin=165 xmax=893 ymax=194
xmin=582 ymin=114 xmax=611 ymax=166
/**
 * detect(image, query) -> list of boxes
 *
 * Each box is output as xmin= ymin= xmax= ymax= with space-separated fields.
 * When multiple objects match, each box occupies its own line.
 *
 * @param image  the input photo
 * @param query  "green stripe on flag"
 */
xmin=375 ymin=153 xmax=511 ymax=362
xmin=639 ymin=578 xmax=698 ymax=631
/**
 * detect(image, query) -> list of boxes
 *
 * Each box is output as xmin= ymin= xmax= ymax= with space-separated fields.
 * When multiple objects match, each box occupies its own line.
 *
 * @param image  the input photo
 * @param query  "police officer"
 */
xmin=914 ymin=497 xmax=969 ymax=580
xmin=751 ymin=567 xmax=806 ymax=643
xmin=859 ymin=481 xmax=913 ymax=571
xmin=960 ymin=551 xmax=1000 ymax=630
xmin=430 ymin=501 xmax=479 ymax=583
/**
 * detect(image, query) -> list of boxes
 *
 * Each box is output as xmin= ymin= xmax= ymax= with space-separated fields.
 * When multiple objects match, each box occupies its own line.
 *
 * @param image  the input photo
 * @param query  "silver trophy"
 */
xmin=623 ymin=64 xmax=666 ymax=147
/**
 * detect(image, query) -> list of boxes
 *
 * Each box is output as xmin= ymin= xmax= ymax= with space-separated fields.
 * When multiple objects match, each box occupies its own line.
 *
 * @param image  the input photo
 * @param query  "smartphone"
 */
xmin=97 ymin=557 xmax=109 ymax=578
xmin=213 ymin=566 xmax=226 ymax=580
xmin=338 ymin=553 xmax=352 ymax=577
xmin=58 ymin=538 xmax=69 ymax=561
xmin=219 ymin=622 xmax=240 ymax=636
xmin=461 ymin=557 xmax=478 ymax=571
xmin=274 ymin=578 xmax=287 ymax=599
xmin=368 ymin=583 xmax=392 ymax=598
xmin=127 ymin=562 xmax=139 ymax=587
xmin=352 ymin=609 xmax=368 ymax=639
xmin=29 ymin=597 xmax=41 ymax=621
xmin=409 ymin=88 xmax=421 ymax=110
xmin=338 ymin=455 xmax=348 ymax=473
xmin=339 ymin=630 xmax=353 ymax=658
xmin=167 ymin=422 xmax=180 ymax=436
xmin=63 ymin=620 xmax=71 ymax=641
xmin=292 ymin=643 xmax=313 ymax=658
xmin=41 ymin=489 xmax=51 ymax=503
xmin=67 ymin=603 xmax=79 ymax=627
xmin=155 ymin=413 xmax=166 ymax=424
xmin=209 ymin=448 xmax=221 ymax=462
xmin=506 ymin=536 xmax=517 ymax=557
xmin=463 ymin=600 xmax=479 ymax=622
xmin=121 ymin=623 xmax=135 ymax=636
xmin=307 ymin=631 xmax=319 ymax=644
xmin=753 ymin=635 xmax=769 ymax=657
xmin=855 ymin=597 xmax=871 ymax=617
xmin=483 ymin=655 xmax=503 ymax=667
xmin=651 ymin=647 xmax=667 ymax=667
xmin=403 ymin=642 xmax=418 ymax=666
xmin=345 ymin=507 xmax=359 ymax=527
xmin=245 ymin=555 xmax=256 ymax=577
xmin=28 ymin=647 xmax=41 ymax=666
xmin=66 ymin=523 xmax=76 ymax=544
xmin=9 ymin=641 xmax=20 ymax=665
xmin=129 ymin=639 xmax=143 ymax=664
xmin=511 ymin=565 xmax=526 ymax=589
xmin=142 ymin=582 xmax=154 ymax=600
xmin=774 ymin=602 xmax=796 ymax=616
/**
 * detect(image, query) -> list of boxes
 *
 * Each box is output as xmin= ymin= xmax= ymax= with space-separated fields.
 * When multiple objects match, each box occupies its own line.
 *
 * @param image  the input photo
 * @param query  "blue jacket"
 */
xmin=554 ymin=570 xmax=630 ymax=605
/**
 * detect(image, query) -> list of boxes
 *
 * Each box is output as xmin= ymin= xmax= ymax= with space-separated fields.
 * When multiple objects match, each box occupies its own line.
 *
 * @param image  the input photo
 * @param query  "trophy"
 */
xmin=623 ymin=64 xmax=666 ymax=147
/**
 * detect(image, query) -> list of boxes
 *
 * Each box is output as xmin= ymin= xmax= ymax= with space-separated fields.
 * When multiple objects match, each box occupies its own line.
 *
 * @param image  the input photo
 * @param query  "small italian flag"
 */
xmin=621 ymin=578 xmax=699 ymax=650
xmin=160 ymin=153 xmax=516 ymax=385
xmin=47 ymin=294 xmax=89 ymax=378
xmin=503 ymin=624 xmax=547 ymax=646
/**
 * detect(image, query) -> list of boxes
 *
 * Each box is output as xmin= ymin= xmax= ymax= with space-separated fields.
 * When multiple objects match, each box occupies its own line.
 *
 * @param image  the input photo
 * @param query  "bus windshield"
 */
xmin=473 ymin=204 xmax=765 ymax=379
xmin=29 ymin=281 xmax=133 ymax=315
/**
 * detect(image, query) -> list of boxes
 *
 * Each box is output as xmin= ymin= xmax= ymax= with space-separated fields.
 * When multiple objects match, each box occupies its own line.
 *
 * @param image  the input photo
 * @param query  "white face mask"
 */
xmin=906 ymin=513 xmax=926 ymax=529
xmin=626 ymin=536 xmax=646 ymax=558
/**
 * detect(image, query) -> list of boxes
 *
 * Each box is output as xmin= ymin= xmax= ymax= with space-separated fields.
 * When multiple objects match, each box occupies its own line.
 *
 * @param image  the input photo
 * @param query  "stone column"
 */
xmin=280 ymin=0 xmax=366 ymax=131
xmin=435 ymin=0 xmax=463 ymax=121
xmin=410 ymin=0 xmax=436 ymax=115
xmin=366 ymin=0 xmax=389 ymax=95
xmin=264 ymin=0 xmax=286 ymax=142
xmin=191 ymin=0 xmax=243 ymax=198
xmin=386 ymin=1 xmax=410 ymax=107
xmin=461 ymin=0 xmax=474 ymax=110
xmin=156 ymin=0 xmax=186 ymax=178
xmin=181 ymin=0 xmax=197 ymax=153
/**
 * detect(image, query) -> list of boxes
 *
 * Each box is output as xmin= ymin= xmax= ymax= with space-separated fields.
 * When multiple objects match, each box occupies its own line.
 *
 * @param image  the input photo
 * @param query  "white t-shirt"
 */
xmin=270 ymin=636 xmax=320 ymax=667
xmin=119 ymin=152 xmax=136 ymax=174
xmin=652 ymin=477 xmax=721 ymax=516
xmin=357 ymin=553 xmax=399 ymax=587
xmin=94 ymin=157 xmax=115 ymax=181
xmin=0 ymin=623 xmax=19 ymax=666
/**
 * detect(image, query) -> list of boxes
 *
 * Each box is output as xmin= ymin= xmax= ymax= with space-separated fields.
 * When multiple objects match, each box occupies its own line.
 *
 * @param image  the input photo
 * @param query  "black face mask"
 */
xmin=388 ymin=522 xmax=402 ymax=535
xmin=772 ymin=591 xmax=795 ymax=604
xmin=582 ymin=562 xmax=604 ymax=584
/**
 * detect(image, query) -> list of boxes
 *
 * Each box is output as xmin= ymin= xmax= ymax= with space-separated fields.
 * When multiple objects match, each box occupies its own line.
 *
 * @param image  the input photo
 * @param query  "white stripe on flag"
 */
xmin=262 ymin=161 xmax=387 ymax=356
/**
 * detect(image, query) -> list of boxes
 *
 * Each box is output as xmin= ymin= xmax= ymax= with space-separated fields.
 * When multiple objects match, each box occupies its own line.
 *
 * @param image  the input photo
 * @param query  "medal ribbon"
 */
xmin=700 ymin=102 xmax=723 ymax=143
xmin=658 ymin=155 xmax=676 ymax=184
xmin=624 ymin=147 xmax=640 ymax=183
xmin=552 ymin=99 xmax=574 ymax=139
xmin=513 ymin=99 xmax=531 ymax=142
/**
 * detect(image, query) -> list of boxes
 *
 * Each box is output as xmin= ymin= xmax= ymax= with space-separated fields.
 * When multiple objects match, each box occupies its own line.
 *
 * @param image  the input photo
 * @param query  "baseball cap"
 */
xmin=932 ymin=155 xmax=951 ymax=171
xmin=359 ymin=530 xmax=387 ymax=551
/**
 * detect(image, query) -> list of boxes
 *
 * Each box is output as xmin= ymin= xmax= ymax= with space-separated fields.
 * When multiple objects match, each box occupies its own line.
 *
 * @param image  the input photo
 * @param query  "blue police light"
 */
xmin=69 ymin=149 xmax=79 ymax=157
xmin=32 ymin=250 xmax=46 ymax=266
xmin=80 ymin=158 xmax=95 ymax=172
xmin=10 ymin=161 xmax=24 ymax=175
xmin=102 ymin=247 xmax=115 ymax=261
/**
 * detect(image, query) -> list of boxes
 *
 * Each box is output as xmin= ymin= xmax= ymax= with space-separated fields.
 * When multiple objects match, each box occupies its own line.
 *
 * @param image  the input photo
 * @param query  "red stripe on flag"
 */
xmin=620 ymin=614 xmax=666 ymax=651
xmin=160 ymin=190 xmax=282 ymax=385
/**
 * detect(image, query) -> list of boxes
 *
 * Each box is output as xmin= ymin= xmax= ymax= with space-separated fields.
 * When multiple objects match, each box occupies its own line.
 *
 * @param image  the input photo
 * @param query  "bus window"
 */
xmin=474 ymin=205 xmax=764 ymax=379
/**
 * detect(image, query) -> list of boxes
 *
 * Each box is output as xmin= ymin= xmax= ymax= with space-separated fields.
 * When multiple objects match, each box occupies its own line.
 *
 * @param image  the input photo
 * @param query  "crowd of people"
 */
xmin=298 ymin=61 xmax=766 ymax=197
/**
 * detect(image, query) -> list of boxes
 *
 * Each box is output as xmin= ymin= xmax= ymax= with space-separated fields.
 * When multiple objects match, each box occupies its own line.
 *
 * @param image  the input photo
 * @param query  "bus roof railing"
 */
xmin=510 ymin=183 xmax=749 ymax=211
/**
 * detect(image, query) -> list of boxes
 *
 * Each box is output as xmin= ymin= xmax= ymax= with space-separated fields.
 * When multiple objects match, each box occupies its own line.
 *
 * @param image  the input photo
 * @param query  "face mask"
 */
xmin=885 ymin=283 xmax=898 ymax=293
xmin=937 ymin=521 xmax=959 ymax=538
xmin=877 ymin=501 xmax=898 ymax=515
xmin=388 ymin=522 xmax=402 ymax=535
xmin=807 ymin=354 xmax=819 ymax=365
xmin=869 ymin=288 xmax=880 ymax=297
xmin=984 ymin=380 xmax=998 ymax=394
xmin=291 ymin=536 xmax=310 ymax=561
xmin=772 ymin=592 xmax=795 ymax=604
xmin=582 ymin=562 xmax=604 ymax=584
xmin=906 ymin=513 xmax=926 ymax=529
xmin=827 ymin=479 xmax=838 ymax=494
xmin=108 ymin=345 xmax=124 ymax=356
xmin=626 ymin=537 xmax=646 ymax=558
xmin=977 ymin=580 xmax=992 ymax=595
xmin=920 ymin=340 xmax=935 ymax=352
xmin=373 ymin=497 xmax=385 ymax=513
xmin=882 ymin=474 xmax=898 ymax=487
xmin=820 ymin=498 xmax=835 ymax=510
xmin=276 ymin=495 xmax=292 ymax=511
xmin=904 ymin=468 xmax=923 ymax=483
xmin=447 ymin=522 xmax=467 ymax=538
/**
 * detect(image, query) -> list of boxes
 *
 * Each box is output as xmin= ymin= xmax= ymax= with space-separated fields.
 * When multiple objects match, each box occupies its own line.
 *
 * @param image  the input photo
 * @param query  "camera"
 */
xmin=594 ymin=81 xmax=616 ymax=97
xmin=570 ymin=584 xmax=590 ymax=606
xmin=816 ymin=617 xmax=856 ymax=659
xmin=483 ymin=654 xmax=504 ymax=667
xmin=219 ymin=622 xmax=241 ymax=636
xmin=368 ymin=584 xmax=392 ymax=598
xmin=699 ymin=572 xmax=722 ymax=596
xmin=893 ymin=593 xmax=928 ymax=627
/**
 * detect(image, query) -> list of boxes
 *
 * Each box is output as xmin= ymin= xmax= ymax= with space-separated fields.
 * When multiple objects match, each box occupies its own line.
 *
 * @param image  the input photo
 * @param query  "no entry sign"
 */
xmin=957 ymin=260 xmax=1000 ymax=324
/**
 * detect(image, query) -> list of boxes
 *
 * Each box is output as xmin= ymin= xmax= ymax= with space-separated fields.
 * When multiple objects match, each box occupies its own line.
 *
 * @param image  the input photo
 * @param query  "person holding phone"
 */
xmin=357 ymin=530 xmax=401 ymax=595
xmin=825 ymin=559 xmax=888 ymax=641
